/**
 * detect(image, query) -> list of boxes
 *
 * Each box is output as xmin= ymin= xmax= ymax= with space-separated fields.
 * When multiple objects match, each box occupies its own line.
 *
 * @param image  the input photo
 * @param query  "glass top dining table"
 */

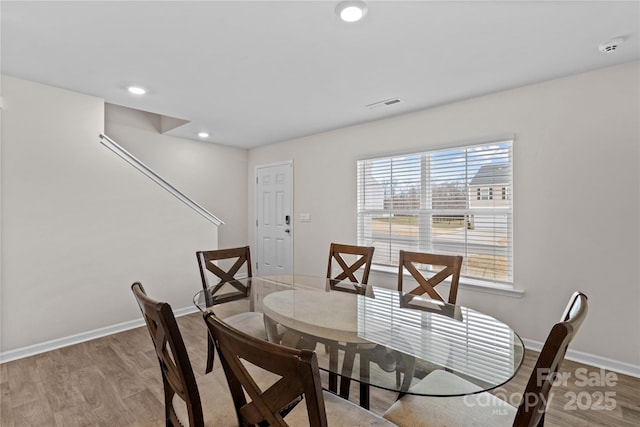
xmin=194 ymin=274 xmax=524 ymax=408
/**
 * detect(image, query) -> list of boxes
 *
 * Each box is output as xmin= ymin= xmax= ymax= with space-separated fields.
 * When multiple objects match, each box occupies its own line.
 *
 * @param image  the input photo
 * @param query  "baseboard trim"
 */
xmin=522 ymin=338 xmax=640 ymax=378
xmin=0 ymin=305 xmax=200 ymax=364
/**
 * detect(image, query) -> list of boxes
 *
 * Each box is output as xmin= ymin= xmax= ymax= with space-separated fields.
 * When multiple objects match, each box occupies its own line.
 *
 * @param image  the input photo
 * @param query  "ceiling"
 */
xmin=2 ymin=1 xmax=638 ymax=149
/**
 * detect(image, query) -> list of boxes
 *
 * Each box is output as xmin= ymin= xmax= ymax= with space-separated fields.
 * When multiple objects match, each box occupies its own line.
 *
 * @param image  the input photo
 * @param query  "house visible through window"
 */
xmin=357 ymin=140 xmax=513 ymax=283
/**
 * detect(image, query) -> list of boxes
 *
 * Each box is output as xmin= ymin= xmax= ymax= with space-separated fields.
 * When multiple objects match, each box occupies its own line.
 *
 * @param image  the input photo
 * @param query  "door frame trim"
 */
xmin=255 ymin=160 xmax=294 ymax=274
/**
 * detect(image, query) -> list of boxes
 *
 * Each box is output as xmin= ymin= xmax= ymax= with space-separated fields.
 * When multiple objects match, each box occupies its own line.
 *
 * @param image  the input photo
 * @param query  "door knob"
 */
xmin=284 ymin=229 xmax=290 ymax=234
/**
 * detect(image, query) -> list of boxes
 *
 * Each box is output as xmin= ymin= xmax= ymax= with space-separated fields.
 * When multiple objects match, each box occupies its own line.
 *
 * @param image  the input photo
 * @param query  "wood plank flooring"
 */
xmin=1 ymin=312 xmax=638 ymax=426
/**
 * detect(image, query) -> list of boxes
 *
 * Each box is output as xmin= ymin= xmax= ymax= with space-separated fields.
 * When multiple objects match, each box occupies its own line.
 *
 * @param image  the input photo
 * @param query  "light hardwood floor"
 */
xmin=1 ymin=312 xmax=638 ymax=426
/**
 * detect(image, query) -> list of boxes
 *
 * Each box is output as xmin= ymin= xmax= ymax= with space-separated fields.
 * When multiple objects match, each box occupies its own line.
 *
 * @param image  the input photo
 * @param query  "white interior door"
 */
xmin=256 ymin=162 xmax=293 ymax=275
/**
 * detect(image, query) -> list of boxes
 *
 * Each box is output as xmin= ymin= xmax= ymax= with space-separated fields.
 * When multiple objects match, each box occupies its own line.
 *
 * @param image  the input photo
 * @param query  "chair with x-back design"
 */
xmin=326 ymin=243 xmax=375 ymax=293
xmin=393 ymin=250 xmax=464 ymax=387
xmin=320 ymin=243 xmax=375 ymax=401
xmin=204 ymin=311 xmax=395 ymax=427
xmin=131 ymin=282 xmax=239 ymax=426
xmin=397 ymin=250 xmax=463 ymax=304
xmin=383 ymin=292 xmax=588 ymax=427
xmin=197 ymin=246 xmax=267 ymax=374
xmin=197 ymin=246 xmax=252 ymax=300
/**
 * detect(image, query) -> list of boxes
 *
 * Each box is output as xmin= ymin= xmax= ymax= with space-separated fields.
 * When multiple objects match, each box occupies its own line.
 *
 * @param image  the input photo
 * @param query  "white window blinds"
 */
xmin=357 ymin=140 xmax=513 ymax=284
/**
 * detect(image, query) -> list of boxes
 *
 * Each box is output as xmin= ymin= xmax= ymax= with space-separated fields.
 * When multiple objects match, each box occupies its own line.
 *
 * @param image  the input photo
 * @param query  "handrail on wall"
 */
xmin=98 ymin=133 xmax=224 ymax=226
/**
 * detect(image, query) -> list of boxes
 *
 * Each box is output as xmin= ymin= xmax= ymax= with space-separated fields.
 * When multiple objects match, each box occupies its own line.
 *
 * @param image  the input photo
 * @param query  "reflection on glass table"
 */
xmin=194 ymin=274 xmax=524 ymax=409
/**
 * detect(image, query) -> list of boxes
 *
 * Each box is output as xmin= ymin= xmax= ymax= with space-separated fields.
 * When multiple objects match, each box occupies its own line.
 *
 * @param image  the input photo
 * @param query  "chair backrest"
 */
xmin=514 ymin=292 xmax=588 ymax=427
xmin=397 ymin=250 xmax=463 ymax=304
xmin=197 ymin=246 xmax=252 ymax=289
xmin=204 ymin=311 xmax=328 ymax=427
xmin=131 ymin=282 xmax=204 ymax=427
xmin=326 ymin=243 xmax=375 ymax=285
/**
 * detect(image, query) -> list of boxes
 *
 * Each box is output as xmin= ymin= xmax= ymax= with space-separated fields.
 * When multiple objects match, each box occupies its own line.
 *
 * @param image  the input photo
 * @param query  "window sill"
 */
xmin=370 ymin=264 xmax=524 ymax=298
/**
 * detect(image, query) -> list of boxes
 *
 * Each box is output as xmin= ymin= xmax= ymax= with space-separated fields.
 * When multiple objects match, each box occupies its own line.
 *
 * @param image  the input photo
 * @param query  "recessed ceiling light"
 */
xmin=336 ymin=1 xmax=367 ymax=23
xmin=197 ymin=131 xmax=209 ymax=138
xmin=127 ymin=86 xmax=147 ymax=95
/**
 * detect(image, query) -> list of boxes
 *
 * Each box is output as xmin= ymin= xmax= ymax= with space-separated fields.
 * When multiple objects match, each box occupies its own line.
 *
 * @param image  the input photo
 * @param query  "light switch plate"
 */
xmin=299 ymin=213 xmax=311 ymax=222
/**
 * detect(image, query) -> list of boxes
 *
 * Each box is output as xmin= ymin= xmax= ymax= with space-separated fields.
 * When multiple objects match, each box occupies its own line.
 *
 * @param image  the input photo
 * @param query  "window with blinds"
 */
xmin=357 ymin=140 xmax=513 ymax=284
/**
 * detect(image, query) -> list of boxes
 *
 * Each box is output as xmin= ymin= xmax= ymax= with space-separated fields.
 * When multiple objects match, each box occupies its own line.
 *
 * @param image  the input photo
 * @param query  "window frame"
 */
xmin=357 ymin=139 xmax=514 ymax=287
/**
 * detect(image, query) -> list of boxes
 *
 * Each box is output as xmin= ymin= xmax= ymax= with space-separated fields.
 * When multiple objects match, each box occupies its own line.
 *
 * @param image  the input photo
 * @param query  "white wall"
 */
xmin=0 ymin=76 xmax=221 ymax=352
xmin=248 ymin=62 xmax=640 ymax=370
xmin=105 ymin=103 xmax=248 ymax=249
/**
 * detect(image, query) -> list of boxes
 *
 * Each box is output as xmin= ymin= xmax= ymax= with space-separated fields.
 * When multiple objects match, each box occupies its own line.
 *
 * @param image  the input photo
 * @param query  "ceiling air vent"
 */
xmin=598 ymin=37 xmax=625 ymax=53
xmin=366 ymin=97 xmax=401 ymax=110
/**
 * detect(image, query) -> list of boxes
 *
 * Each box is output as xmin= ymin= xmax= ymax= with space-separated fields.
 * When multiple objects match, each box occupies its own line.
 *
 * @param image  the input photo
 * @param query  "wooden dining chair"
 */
xmin=324 ymin=243 xmax=375 ymax=398
xmin=203 ymin=311 xmax=396 ymax=427
xmin=327 ymin=243 xmax=375 ymax=289
xmin=397 ymin=250 xmax=463 ymax=304
xmin=394 ymin=251 xmax=464 ymax=387
xmin=197 ymin=246 xmax=252 ymax=294
xmin=196 ymin=246 xmax=267 ymax=373
xmin=130 ymin=282 xmax=238 ymax=426
xmin=383 ymin=291 xmax=589 ymax=427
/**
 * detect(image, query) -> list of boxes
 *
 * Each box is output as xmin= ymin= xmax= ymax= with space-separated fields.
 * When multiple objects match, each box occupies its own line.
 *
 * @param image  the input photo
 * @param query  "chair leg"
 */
xmin=339 ymin=343 xmax=357 ymax=399
xmin=328 ymin=343 xmax=339 ymax=393
xmin=359 ymin=350 xmax=371 ymax=409
xmin=206 ymin=334 xmax=215 ymax=374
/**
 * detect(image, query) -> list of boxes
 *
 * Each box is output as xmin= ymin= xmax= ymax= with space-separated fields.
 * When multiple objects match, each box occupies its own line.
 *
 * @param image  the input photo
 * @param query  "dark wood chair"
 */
xmin=383 ymin=291 xmax=589 ymax=427
xmin=203 ymin=311 xmax=396 ymax=427
xmin=326 ymin=243 xmax=375 ymax=291
xmin=397 ymin=250 xmax=463 ymax=304
xmin=196 ymin=246 xmax=267 ymax=373
xmin=394 ymin=251 xmax=463 ymax=387
xmin=197 ymin=246 xmax=252 ymax=296
xmin=130 ymin=282 xmax=238 ymax=426
xmin=320 ymin=243 xmax=375 ymax=404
